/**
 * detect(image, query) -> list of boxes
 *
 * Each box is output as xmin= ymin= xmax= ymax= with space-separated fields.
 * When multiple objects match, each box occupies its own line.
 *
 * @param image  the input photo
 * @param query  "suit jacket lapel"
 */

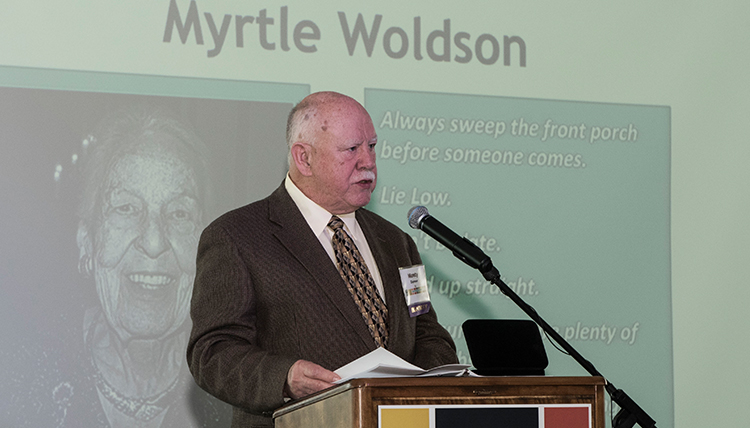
xmin=267 ymin=184 xmax=375 ymax=350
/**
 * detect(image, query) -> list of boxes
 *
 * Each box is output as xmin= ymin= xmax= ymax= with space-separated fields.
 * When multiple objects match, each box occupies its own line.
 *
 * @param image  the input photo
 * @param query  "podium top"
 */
xmin=274 ymin=376 xmax=605 ymax=419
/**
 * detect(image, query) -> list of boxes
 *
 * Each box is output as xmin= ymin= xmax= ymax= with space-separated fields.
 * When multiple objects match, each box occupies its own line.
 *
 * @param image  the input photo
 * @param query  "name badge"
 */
xmin=399 ymin=264 xmax=431 ymax=317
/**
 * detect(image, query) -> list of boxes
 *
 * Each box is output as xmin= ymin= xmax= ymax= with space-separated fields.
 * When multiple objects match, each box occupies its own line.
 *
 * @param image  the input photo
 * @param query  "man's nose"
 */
xmin=358 ymin=146 xmax=376 ymax=169
xmin=135 ymin=214 xmax=170 ymax=259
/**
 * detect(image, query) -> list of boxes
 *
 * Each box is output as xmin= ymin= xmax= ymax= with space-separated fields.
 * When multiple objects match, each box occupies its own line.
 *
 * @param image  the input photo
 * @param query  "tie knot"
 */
xmin=328 ymin=216 xmax=345 ymax=231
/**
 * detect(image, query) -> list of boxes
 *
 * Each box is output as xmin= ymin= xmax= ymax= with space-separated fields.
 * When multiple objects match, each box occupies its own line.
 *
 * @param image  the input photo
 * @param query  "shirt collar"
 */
xmin=285 ymin=174 xmax=357 ymax=237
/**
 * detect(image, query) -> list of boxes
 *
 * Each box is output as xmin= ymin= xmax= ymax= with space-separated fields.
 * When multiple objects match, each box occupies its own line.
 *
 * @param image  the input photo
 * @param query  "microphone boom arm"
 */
xmin=480 ymin=265 xmax=656 ymax=428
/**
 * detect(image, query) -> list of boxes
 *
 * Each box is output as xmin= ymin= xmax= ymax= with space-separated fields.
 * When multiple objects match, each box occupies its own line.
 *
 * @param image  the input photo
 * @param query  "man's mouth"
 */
xmin=355 ymin=171 xmax=376 ymax=187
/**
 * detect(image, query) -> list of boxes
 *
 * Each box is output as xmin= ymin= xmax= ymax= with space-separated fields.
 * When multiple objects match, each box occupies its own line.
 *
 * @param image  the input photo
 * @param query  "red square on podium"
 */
xmin=544 ymin=406 xmax=590 ymax=428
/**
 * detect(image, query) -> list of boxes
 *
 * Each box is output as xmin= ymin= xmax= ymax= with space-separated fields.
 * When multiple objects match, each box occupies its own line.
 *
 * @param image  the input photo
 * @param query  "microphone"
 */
xmin=407 ymin=206 xmax=493 ymax=273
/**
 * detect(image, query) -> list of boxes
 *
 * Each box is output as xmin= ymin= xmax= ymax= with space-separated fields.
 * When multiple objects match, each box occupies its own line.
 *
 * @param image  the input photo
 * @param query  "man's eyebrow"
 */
xmin=341 ymin=136 xmax=377 ymax=146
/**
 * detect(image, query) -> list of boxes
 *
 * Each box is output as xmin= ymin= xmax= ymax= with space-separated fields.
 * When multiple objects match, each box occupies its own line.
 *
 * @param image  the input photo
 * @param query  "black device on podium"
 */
xmin=462 ymin=319 xmax=548 ymax=376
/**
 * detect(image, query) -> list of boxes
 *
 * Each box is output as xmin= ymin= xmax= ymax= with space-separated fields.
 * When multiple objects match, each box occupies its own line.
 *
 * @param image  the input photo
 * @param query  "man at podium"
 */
xmin=187 ymin=91 xmax=458 ymax=427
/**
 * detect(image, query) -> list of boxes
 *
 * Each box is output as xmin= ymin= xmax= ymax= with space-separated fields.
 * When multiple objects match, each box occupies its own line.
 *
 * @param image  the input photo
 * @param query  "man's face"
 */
xmin=92 ymin=138 xmax=201 ymax=341
xmin=306 ymin=103 xmax=378 ymax=214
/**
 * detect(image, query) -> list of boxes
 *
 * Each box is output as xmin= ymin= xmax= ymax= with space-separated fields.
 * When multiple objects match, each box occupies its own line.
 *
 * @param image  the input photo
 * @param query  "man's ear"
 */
xmin=290 ymin=142 xmax=313 ymax=177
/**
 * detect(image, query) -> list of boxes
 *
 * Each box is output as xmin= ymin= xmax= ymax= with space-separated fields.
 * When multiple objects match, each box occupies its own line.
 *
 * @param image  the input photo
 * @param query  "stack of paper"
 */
xmin=334 ymin=347 xmax=472 ymax=384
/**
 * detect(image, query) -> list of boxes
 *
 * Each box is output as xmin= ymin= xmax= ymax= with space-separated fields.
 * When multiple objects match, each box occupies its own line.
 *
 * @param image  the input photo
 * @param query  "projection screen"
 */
xmin=2 ymin=1 xmax=749 ymax=427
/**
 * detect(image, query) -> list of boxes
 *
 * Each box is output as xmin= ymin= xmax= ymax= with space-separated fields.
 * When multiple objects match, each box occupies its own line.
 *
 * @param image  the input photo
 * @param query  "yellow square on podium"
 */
xmin=380 ymin=408 xmax=429 ymax=428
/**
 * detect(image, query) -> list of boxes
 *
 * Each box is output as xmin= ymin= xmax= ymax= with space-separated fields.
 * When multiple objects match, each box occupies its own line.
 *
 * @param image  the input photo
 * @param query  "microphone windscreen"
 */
xmin=407 ymin=206 xmax=430 ymax=229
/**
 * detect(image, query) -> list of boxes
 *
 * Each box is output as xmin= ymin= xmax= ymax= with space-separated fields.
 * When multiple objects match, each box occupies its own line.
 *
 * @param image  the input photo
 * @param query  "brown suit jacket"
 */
xmin=187 ymin=184 xmax=457 ymax=427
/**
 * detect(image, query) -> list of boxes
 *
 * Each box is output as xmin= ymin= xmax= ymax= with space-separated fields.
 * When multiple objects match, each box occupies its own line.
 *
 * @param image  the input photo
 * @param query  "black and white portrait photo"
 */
xmin=0 ymin=87 xmax=294 ymax=427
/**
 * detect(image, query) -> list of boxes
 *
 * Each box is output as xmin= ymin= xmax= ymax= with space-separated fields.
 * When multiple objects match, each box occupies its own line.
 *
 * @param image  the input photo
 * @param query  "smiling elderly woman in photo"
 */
xmin=72 ymin=105 xmax=219 ymax=427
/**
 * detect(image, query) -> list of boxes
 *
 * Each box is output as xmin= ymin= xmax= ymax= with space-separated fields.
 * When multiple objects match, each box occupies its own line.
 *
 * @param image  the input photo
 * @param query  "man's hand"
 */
xmin=284 ymin=359 xmax=341 ymax=400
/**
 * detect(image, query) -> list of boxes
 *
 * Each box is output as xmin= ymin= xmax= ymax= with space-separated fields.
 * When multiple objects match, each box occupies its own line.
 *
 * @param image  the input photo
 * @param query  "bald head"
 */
xmin=286 ymin=92 xmax=366 ymax=150
xmin=286 ymin=91 xmax=378 ymax=214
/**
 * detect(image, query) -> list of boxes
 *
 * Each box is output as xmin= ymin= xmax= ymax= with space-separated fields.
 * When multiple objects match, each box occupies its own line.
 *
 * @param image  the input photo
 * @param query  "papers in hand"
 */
xmin=334 ymin=347 xmax=472 ymax=384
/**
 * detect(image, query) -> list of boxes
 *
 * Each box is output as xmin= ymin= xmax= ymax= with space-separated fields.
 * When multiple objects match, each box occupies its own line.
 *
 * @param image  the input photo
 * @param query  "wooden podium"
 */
xmin=274 ymin=376 xmax=605 ymax=428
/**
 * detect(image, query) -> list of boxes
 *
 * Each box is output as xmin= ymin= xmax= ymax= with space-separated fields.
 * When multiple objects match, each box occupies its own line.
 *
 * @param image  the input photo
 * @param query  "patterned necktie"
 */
xmin=328 ymin=216 xmax=389 ymax=348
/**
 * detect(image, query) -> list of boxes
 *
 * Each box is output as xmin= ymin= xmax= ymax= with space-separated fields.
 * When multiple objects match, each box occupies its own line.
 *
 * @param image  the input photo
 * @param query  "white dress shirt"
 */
xmin=284 ymin=175 xmax=386 ymax=302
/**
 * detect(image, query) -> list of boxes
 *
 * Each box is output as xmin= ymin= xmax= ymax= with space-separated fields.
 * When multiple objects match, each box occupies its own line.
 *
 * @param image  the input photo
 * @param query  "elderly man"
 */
xmin=187 ymin=91 xmax=457 ymax=427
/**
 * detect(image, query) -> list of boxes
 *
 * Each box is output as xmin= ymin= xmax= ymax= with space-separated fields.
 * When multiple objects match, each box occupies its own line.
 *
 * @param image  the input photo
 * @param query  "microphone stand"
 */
xmin=472 ymin=258 xmax=657 ymax=428
xmin=408 ymin=205 xmax=656 ymax=427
